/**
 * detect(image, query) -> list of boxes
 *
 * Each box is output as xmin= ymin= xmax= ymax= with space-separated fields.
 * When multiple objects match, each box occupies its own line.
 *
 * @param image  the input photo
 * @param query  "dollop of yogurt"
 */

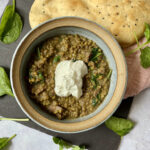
xmin=54 ymin=60 xmax=88 ymax=99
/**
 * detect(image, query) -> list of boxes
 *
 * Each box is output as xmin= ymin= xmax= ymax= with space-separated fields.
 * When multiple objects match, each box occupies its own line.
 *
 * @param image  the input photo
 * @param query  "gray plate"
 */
xmin=0 ymin=0 xmax=133 ymax=149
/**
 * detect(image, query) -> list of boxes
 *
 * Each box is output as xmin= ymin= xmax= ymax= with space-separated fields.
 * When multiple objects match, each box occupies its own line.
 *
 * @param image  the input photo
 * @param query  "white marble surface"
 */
xmin=1 ymin=1 xmax=150 ymax=150
xmin=0 ymin=0 xmax=9 ymax=18
xmin=1 ymin=89 xmax=150 ymax=150
xmin=0 ymin=120 xmax=59 ymax=150
xmin=119 ymin=88 xmax=150 ymax=150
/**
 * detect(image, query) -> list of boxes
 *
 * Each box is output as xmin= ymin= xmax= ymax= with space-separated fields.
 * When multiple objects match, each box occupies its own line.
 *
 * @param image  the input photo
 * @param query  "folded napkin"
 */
xmin=124 ymin=38 xmax=150 ymax=98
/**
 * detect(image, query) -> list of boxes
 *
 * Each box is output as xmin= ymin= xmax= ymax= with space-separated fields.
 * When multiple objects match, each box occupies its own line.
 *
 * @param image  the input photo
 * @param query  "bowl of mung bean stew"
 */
xmin=11 ymin=17 xmax=127 ymax=133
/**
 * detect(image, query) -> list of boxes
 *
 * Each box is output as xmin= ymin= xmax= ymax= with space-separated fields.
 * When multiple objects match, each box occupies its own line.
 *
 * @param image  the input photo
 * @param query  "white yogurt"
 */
xmin=54 ymin=60 xmax=88 ymax=99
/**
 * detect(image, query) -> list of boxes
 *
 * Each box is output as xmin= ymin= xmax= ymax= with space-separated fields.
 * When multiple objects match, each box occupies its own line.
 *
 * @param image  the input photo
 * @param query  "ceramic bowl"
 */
xmin=10 ymin=17 xmax=127 ymax=133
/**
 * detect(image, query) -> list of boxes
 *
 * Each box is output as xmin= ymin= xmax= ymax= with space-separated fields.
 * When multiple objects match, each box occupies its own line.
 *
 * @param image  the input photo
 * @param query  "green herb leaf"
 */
xmin=0 ymin=5 xmax=14 ymax=40
xmin=91 ymin=74 xmax=99 ymax=89
xmin=37 ymin=47 xmax=41 ymax=59
xmin=140 ymin=47 xmax=150 ymax=68
xmin=13 ymin=0 xmax=15 ymax=12
xmin=59 ymin=145 xmax=63 ymax=150
xmin=0 ymin=118 xmax=29 ymax=122
xmin=59 ymin=140 xmax=71 ymax=149
xmin=133 ymin=32 xmax=140 ymax=47
xmin=92 ymin=93 xmax=101 ymax=107
xmin=106 ymin=69 xmax=112 ymax=80
xmin=72 ymin=146 xmax=86 ymax=150
xmin=125 ymin=23 xmax=150 ymax=57
xmin=144 ymin=23 xmax=150 ymax=42
xmin=2 ymin=12 xmax=22 ymax=44
xmin=96 ymin=93 xmax=101 ymax=101
xmin=53 ymin=56 xmax=60 ymax=63
xmin=125 ymin=23 xmax=150 ymax=69
xmin=53 ymin=137 xmax=60 ymax=144
xmin=38 ymin=71 xmax=44 ymax=81
xmin=105 ymin=116 xmax=134 ymax=137
xmin=92 ymin=98 xmax=97 ymax=106
xmin=52 ymin=137 xmax=86 ymax=150
xmin=53 ymin=137 xmax=71 ymax=149
xmin=0 ymin=67 xmax=14 ymax=97
xmin=0 ymin=0 xmax=23 ymax=44
xmin=72 ymin=59 xmax=77 ymax=62
xmin=90 ymin=48 xmax=102 ymax=62
xmin=80 ymin=146 xmax=86 ymax=150
xmin=0 ymin=134 xmax=16 ymax=150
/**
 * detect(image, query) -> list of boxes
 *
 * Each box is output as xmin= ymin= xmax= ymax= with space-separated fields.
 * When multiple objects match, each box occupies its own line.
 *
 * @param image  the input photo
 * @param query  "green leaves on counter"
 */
xmin=0 ymin=67 xmax=14 ymax=97
xmin=125 ymin=23 xmax=150 ymax=68
xmin=105 ymin=116 xmax=134 ymax=137
xmin=72 ymin=146 xmax=86 ymax=150
xmin=53 ymin=137 xmax=71 ymax=150
xmin=53 ymin=137 xmax=86 ymax=150
xmin=0 ymin=134 xmax=16 ymax=150
xmin=0 ymin=0 xmax=23 ymax=44
xmin=90 ymin=48 xmax=102 ymax=62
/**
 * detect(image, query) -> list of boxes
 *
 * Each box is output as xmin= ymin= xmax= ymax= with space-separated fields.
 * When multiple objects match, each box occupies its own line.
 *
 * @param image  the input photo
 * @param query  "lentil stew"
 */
xmin=28 ymin=34 xmax=111 ymax=120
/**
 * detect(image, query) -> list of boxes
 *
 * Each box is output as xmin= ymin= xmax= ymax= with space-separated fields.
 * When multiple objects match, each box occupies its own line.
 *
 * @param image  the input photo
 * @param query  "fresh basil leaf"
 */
xmin=144 ymin=23 xmax=150 ymax=42
xmin=90 ymin=48 xmax=102 ymax=62
xmin=0 ymin=134 xmax=16 ymax=150
xmin=53 ymin=56 xmax=60 ymax=63
xmin=140 ymin=47 xmax=150 ymax=68
xmin=105 ymin=116 xmax=134 ymax=137
xmin=2 ymin=12 xmax=22 ymax=44
xmin=0 ymin=67 xmax=14 ymax=97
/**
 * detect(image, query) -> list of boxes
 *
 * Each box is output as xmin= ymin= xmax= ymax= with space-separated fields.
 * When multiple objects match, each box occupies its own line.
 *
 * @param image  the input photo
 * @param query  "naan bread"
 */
xmin=29 ymin=0 xmax=150 ymax=47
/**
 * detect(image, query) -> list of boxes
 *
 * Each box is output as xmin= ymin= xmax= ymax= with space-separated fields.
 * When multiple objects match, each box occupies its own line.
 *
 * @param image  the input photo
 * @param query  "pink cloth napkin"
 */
xmin=124 ymin=38 xmax=150 ymax=98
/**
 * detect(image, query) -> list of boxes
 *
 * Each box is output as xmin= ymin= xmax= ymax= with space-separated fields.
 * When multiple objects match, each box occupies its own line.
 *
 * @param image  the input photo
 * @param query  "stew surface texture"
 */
xmin=28 ymin=34 xmax=111 ymax=119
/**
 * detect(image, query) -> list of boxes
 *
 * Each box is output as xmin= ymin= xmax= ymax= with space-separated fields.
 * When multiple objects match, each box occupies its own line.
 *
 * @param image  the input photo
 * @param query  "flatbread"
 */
xmin=29 ymin=0 xmax=150 ymax=47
